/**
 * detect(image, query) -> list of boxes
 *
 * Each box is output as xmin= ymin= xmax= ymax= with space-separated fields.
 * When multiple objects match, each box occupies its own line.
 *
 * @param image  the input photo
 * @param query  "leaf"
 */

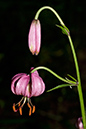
xmin=67 ymin=74 xmax=77 ymax=81
xmin=65 ymin=77 xmax=76 ymax=85
xmin=47 ymin=84 xmax=73 ymax=92
xmin=56 ymin=24 xmax=69 ymax=35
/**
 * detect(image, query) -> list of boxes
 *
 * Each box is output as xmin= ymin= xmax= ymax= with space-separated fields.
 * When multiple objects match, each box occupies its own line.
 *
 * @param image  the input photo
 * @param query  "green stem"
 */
xmin=31 ymin=66 xmax=76 ymax=84
xmin=35 ymin=6 xmax=65 ymax=26
xmin=68 ymin=35 xmax=86 ymax=129
xmin=34 ymin=6 xmax=85 ymax=128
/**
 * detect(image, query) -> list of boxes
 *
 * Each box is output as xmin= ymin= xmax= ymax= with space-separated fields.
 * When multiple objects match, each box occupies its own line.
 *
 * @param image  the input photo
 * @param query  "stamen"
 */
xmin=14 ymin=97 xmax=24 ymax=106
xmin=12 ymin=97 xmax=35 ymax=116
xmin=27 ymin=103 xmax=32 ymax=116
xmin=27 ymin=98 xmax=35 ymax=116
xmin=18 ymin=103 xmax=22 ymax=115
xmin=12 ymin=97 xmax=26 ymax=115
xmin=29 ymin=99 xmax=35 ymax=113
xmin=32 ymin=106 xmax=35 ymax=113
xmin=18 ymin=97 xmax=27 ymax=115
xmin=13 ymin=103 xmax=18 ymax=112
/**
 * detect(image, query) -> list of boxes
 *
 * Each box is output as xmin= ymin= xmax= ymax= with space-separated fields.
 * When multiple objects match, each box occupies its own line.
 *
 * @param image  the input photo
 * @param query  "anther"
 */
xmin=27 ymin=103 xmax=32 ymax=116
xmin=32 ymin=106 xmax=35 ymax=113
xmin=13 ymin=103 xmax=17 ymax=112
xmin=18 ymin=103 xmax=22 ymax=115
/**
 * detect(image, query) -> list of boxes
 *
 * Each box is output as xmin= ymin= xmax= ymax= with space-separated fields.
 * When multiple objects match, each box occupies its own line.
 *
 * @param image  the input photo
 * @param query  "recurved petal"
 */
xmin=15 ymin=75 xmax=30 ymax=96
xmin=31 ymin=72 xmax=45 ymax=97
xmin=12 ymin=73 xmax=27 ymax=80
xmin=11 ymin=75 xmax=22 ymax=94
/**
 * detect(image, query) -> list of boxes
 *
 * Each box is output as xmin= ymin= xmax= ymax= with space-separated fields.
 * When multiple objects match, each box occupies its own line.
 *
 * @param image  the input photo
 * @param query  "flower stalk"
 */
xmin=34 ymin=6 xmax=86 ymax=129
xmin=34 ymin=6 xmax=65 ymax=26
xmin=11 ymin=5 xmax=86 ymax=128
xmin=31 ymin=66 xmax=76 ymax=85
xmin=68 ymin=35 xmax=86 ymax=128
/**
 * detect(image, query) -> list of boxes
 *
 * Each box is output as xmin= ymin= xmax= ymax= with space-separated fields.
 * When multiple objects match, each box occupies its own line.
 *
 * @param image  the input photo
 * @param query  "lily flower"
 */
xmin=11 ymin=68 xmax=45 ymax=116
xmin=76 ymin=117 xmax=83 ymax=129
xmin=28 ymin=19 xmax=41 ymax=55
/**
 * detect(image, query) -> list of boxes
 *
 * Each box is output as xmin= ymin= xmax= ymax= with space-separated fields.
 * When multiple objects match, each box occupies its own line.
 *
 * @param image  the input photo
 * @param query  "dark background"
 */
xmin=0 ymin=0 xmax=86 ymax=129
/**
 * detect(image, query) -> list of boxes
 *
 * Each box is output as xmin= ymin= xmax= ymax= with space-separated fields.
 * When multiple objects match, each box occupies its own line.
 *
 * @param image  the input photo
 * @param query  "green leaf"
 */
xmin=56 ymin=24 xmax=69 ymax=35
xmin=67 ymin=74 xmax=77 ymax=81
xmin=47 ymin=84 xmax=73 ymax=92
xmin=65 ymin=77 xmax=76 ymax=84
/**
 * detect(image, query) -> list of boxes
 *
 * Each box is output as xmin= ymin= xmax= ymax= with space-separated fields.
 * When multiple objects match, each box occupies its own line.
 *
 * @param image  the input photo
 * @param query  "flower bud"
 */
xmin=76 ymin=117 xmax=83 ymax=129
xmin=28 ymin=19 xmax=41 ymax=55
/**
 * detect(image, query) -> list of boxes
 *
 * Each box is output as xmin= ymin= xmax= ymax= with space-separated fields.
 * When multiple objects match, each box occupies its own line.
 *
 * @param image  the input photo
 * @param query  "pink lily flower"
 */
xmin=76 ymin=117 xmax=83 ymax=129
xmin=11 ymin=68 xmax=45 ymax=116
xmin=28 ymin=19 xmax=41 ymax=55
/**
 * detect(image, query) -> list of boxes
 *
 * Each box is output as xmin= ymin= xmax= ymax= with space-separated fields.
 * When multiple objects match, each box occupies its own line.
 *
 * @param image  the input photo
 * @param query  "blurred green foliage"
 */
xmin=0 ymin=0 xmax=86 ymax=129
